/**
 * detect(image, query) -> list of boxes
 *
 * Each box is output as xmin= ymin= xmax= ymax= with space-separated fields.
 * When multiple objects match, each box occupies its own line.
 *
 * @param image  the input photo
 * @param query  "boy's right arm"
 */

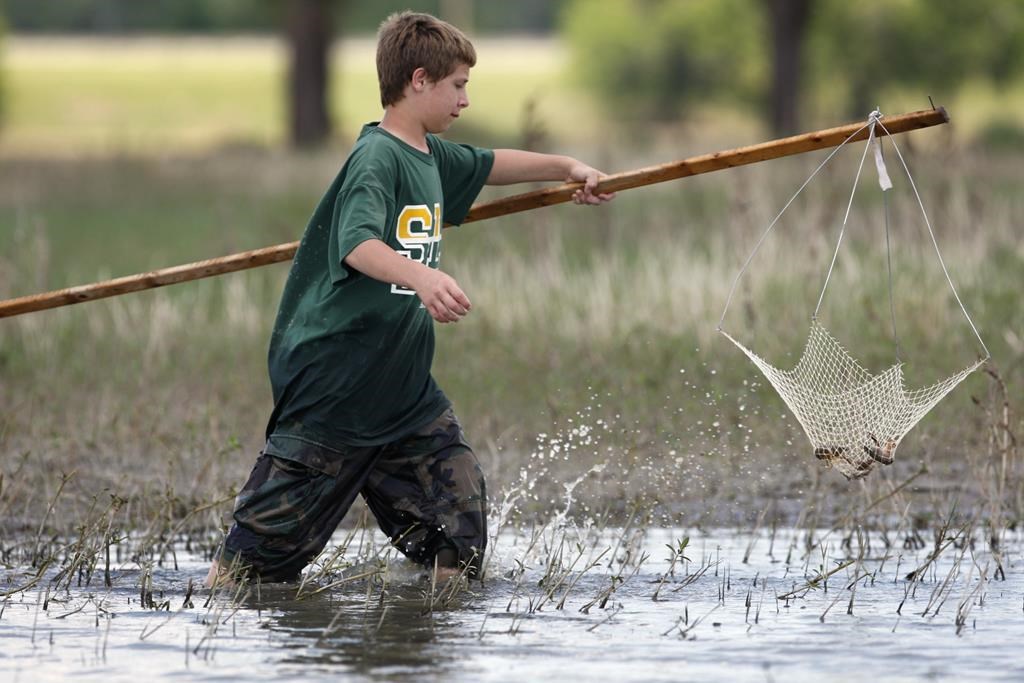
xmin=487 ymin=149 xmax=615 ymax=205
xmin=343 ymin=239 xmax=471 ymax=324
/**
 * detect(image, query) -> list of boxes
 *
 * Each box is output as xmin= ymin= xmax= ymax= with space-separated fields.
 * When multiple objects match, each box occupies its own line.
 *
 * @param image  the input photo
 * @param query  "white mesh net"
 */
xmin=721 ymin=322 xmax=984 ymax=479
xmin=718 ymin=110 xmax=988 ymax=480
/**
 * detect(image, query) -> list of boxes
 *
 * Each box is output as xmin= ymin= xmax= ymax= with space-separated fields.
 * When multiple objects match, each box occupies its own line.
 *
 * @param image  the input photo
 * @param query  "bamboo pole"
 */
xmin=0 ymin=107 xmax=949 ymax=319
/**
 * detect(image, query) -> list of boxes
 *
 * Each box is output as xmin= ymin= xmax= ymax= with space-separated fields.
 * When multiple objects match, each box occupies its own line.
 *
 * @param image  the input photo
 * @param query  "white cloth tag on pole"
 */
xmin=872 ymin=133 xmax=893 ymax=191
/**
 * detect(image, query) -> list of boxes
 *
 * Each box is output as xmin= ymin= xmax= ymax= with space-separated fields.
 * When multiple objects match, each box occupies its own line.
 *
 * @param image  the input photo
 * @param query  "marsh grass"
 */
xmin=0 ymin=465 xmax=1019 ymax=681
xmin=1 ymin=141 xmax=1022 ymax=546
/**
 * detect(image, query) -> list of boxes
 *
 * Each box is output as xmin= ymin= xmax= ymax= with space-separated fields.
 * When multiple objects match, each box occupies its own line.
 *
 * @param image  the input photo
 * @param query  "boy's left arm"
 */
xmin=487 ymin=149 xmax=616 ymax=205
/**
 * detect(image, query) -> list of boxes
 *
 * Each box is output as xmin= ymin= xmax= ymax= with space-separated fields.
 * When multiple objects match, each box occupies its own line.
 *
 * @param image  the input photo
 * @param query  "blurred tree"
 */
xmin=564 ymin=0 xmax=1024 ymax=131
xmin=0 ymin=11 xmax=5 ymax=131
xmin=440 ymin=0 xmax=474 ymax=32
xmin=562 ymin=0 xmax=766 ymax=123
xmin=1 ymin=0 xmax=278 ymax=32
xmin=287 ymin=0 xmax=335 ymax=147
xmin=762 ymin=0 xmax=813 ymax=135
xmin=3 ymin=0 xmax=566 ymax=34
xmin=474 ymin=0 xmax=566 ymax=33
xmin=808 ymin=0 xmax=1024 ymax=117
xmin=301 ymin=0 xmax=567 ymax=34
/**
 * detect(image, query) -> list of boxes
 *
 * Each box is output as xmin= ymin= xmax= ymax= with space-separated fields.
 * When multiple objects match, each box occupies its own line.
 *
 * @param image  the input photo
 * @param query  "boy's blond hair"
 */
xmin=376 ymin=11 xmax=476 ymax=108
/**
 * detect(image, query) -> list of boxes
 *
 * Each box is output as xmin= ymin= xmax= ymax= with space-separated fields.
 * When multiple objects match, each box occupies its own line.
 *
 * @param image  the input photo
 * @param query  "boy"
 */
xmin=208 ymin=11 xmax=613 ymax=585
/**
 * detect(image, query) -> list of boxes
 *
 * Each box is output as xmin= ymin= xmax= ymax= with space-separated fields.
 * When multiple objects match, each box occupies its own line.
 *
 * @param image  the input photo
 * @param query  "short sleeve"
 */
xmin=328 ymin=183 xmax=393 ymax=285
xmin=429 ymin=137 xmax=495 ymax=226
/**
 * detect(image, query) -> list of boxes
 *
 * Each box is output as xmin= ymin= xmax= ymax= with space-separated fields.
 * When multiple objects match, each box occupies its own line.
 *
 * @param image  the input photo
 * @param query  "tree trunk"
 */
xmin=764 ymin=0 xmax=813 ymax=136
xmin=440 ymin=0 xmax=474 ymax=33
xmin=287 ymin=0 xmax=333 ymax=147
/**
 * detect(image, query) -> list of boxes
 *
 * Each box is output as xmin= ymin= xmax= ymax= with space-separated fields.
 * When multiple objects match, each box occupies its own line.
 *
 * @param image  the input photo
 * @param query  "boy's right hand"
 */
xmin=413 ymin=268 xmax=472 ymax=323
xmin=344 ymin=239 xmax=471 ymax=323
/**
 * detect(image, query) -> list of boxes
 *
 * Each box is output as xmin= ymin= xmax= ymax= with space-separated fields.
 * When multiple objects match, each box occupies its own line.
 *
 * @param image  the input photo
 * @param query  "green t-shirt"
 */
xmin=264 ymin=124 xmax=494 ymax=451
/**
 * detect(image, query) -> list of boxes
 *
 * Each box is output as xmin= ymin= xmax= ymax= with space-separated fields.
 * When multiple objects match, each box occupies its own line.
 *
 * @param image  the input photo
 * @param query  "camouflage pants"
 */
xmin=220 ymin=408 xmax=487 ymax=581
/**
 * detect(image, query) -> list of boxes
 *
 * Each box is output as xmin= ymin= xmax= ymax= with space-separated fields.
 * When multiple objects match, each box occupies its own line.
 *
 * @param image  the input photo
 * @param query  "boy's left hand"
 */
xmin=567 ymin=162 xmax=616 ymax=205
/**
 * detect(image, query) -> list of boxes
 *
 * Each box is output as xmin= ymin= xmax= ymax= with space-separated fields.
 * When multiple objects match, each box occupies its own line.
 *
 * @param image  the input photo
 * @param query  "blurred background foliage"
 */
xmin=0 ymin=12 xmax=5 ymax=125
xmin=0 ymin=0 xmax=561 ymax=34
xmin=563 ymin=0 xmax=766 ymax=123
xmin=806 ymin=0 xmax=1024 ymax=116
xmin=1 ymin=0 xmax=1023 ymax=145
xmin=565 ymin=0 xmax=1024 ymax=133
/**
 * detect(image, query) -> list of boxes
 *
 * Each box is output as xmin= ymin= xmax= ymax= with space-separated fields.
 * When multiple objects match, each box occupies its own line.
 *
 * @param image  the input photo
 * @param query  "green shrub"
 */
xmin=0 ymin=13 xmax=6 ymax=129
xmin=977 ymin=118 xmax=1024 ymax=152
xmin=561 ymin=0 xmax=766 ymax=122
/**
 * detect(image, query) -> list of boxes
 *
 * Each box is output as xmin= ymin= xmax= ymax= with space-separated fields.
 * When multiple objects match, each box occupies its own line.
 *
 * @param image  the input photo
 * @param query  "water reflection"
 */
xmin=256 ymin=573 xmax=490 ymax=678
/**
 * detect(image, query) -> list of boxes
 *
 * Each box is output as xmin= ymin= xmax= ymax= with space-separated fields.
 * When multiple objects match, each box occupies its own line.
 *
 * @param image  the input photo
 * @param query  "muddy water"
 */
xmin=2 ymin=527 xmax=1021 ymax=682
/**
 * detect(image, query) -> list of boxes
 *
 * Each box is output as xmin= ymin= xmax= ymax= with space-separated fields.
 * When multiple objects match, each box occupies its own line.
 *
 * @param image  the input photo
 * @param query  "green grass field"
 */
xmin=1 ymin=36 xmax=601 ymax=154
xmin=0 ymin=37 xmax=1022 ymax=535
xmin=6 ymin=35 xmax=1024 ymax=156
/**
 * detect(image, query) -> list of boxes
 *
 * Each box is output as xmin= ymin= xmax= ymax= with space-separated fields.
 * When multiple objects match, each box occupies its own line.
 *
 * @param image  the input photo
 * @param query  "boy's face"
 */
xmin=417 ymin=63 xmax=471 ymax=134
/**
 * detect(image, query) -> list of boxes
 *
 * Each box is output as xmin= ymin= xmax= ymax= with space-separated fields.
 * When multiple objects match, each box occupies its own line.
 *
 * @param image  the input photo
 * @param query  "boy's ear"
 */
xmin=410 ymin=67 xmax=430 ymax=93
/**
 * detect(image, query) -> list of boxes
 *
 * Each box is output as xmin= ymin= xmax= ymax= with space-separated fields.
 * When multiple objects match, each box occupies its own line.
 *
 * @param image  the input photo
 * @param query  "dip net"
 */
xmin=718 ymin=111 xmax=988 ymax=480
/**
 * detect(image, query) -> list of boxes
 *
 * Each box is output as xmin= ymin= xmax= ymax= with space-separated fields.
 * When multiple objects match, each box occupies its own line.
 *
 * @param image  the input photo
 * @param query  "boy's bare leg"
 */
xmin=204 ymin=559 xmax=235 ymax=588
xmin=204 ymin=559 xmax=221 ymax=587
xmin=433 ymin=565 xmax=461 ymax=581
xmin=431 ymin=546 xmax=465 ymax=582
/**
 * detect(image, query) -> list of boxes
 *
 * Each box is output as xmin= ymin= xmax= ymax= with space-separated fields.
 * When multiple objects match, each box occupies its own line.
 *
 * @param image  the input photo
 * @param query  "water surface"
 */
xmin=2 ymin=526 xmax=1020 ymax=682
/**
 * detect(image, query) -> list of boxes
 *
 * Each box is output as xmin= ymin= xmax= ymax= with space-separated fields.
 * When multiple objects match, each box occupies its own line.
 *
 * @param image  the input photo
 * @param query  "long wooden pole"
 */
xmin=0 ymin=107 xmax=949 ymax=319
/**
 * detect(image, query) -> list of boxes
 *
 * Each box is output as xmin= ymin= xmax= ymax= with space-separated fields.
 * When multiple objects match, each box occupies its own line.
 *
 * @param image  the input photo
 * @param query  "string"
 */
xmin=813 ymin=112 xmax=875 ymax=319
xmin=718 ymin=120 xmax=871 ymax=329
xmin=872 ymin=116 xmax=990 ymax=359
xmin=883 ymin=187 xmax=903 ymax=362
